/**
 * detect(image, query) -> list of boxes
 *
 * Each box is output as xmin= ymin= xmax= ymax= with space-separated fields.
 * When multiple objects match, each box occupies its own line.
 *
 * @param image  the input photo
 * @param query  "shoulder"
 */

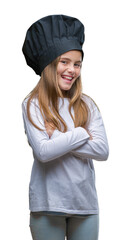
xmin=81 ymin=93 xmax=99 ymax=112
xmin=22 ymin=96 xmax=39 ymax=110
xmin=22 ymin=96 xmax=40 ymax=117
xmin=22 ymin=96 xmax=44 ymax=128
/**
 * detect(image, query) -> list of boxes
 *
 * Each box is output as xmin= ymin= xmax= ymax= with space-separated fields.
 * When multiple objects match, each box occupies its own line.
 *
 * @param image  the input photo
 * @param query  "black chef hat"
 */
xmin=22 ymin=15 xmax=85 ymax=76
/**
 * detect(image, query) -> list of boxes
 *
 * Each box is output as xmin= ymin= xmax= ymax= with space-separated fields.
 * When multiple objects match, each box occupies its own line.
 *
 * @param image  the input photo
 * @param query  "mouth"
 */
xmin=61 ymin=75 xmax=74 ymax=82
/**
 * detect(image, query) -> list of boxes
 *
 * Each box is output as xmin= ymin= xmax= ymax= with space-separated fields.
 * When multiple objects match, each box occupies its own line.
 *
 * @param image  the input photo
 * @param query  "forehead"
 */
xmin=60 ymin=50 xmax=82 ymax=61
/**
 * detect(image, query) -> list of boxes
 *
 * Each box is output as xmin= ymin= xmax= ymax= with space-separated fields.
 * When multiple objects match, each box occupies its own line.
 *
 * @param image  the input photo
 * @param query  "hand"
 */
xmin=87 ymin=130 xmax=93 ymax=140
xmin=44 ymin=121 xmax=55 ymax=138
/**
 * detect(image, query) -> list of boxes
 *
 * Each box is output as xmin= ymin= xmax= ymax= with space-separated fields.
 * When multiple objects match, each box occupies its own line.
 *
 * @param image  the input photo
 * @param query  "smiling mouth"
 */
xmin=61 ymin=75 xmax=74 ymax=81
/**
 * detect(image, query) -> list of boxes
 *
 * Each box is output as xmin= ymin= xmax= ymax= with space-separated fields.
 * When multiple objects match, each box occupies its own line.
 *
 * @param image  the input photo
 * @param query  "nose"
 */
xmin=67 ymin=64 xmax=75 ymax=74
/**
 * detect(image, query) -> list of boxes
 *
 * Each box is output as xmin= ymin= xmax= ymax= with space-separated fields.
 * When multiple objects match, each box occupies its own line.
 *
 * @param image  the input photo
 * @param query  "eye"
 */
xmin=74 ymin=63 xmax=81 ymax=68
xmin=60 ymin=60 xmax=67 ymax=64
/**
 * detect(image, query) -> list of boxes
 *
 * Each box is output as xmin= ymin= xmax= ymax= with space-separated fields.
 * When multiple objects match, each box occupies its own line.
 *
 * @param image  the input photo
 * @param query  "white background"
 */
xmin=0 ymin=0 xmax=131 ymax=239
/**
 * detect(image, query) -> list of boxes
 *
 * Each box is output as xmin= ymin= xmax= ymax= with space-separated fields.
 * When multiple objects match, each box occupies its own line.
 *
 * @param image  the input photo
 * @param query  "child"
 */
xmin=22 ymin=14 xmax=109 ymax=240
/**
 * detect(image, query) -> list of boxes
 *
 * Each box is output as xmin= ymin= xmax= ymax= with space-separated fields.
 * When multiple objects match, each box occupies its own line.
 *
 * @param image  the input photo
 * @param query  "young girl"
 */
xmin=22 ymin=15 xmax=109 ymax=240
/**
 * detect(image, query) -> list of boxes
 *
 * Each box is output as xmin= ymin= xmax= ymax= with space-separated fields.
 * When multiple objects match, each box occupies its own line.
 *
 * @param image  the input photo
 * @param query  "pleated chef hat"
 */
xmin=22 ymin=15 xmax=85 ymax=76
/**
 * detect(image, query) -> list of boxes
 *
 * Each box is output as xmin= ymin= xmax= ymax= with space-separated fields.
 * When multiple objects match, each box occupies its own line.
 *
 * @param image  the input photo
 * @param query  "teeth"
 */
xmin=62 ymin=76 xmax=73 ymax=80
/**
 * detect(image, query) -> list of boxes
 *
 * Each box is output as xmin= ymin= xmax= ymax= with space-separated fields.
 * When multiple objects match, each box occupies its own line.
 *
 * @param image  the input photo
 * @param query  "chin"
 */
xmin=61 ymin=87 xmax=71 ymax=91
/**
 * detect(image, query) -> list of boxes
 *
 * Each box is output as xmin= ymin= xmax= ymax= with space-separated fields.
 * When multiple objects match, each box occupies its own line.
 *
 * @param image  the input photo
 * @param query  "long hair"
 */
xmin=26 ymin=57 xmax=90 ymax=132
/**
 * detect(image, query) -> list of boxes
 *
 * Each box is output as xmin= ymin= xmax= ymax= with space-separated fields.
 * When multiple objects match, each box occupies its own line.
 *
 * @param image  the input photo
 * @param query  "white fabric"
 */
xmin=22 ymin=95 xmax=109 ymax=214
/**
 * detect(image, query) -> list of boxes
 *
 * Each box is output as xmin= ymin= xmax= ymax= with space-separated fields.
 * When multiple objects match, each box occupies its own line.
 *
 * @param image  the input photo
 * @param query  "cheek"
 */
xmin=76 ymin=68 xmax=81 ymax=77
xmin=57 ymin=64 xmax=64 ymax=75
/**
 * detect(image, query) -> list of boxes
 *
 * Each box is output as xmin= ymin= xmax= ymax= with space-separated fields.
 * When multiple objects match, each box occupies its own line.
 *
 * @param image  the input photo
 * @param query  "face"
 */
xmin=57 ymin=50 xmax=82 ymax=94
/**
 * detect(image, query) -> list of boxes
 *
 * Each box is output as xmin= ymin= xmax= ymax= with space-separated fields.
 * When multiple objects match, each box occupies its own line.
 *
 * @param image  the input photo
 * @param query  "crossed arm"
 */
xmin=22 ymin=98 xmax=109 ymax=163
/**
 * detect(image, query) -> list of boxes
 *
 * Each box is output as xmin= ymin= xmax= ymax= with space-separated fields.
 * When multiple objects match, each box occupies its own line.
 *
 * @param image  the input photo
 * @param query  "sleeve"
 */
xmin=71 ymin=98 xmax=109 ymax=161
xmin=22 ymin=99 xmax=90 ymax=163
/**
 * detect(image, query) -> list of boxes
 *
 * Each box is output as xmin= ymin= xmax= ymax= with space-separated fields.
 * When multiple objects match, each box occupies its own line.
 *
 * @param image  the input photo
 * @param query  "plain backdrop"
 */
xmin=0 ymin=0 xmax=131 ymax=239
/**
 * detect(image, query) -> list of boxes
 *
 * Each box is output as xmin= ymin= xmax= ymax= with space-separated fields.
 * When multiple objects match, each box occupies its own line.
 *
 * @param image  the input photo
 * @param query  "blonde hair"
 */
xmin=26 ymin=57 xmax=90 ymax=132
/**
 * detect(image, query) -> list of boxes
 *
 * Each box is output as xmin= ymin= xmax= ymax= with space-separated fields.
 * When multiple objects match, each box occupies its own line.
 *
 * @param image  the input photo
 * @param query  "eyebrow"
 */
xmin=60 ymin=57 xmax=82 ymax=63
